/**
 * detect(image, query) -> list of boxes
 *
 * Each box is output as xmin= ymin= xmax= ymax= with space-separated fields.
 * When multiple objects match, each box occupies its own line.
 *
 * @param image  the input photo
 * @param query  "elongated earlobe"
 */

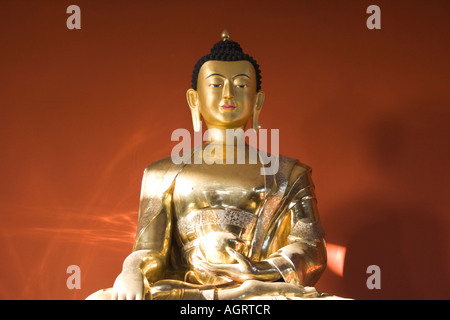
xmin=191 ymin=109 xmax=201 ymax=132
xmin=186 ymin=89 xmax=201 ymax=132
xmin=252 ymin=110 xmax=261 ymax=132
xmin=252 ymin=91 xmax=265 ymax=132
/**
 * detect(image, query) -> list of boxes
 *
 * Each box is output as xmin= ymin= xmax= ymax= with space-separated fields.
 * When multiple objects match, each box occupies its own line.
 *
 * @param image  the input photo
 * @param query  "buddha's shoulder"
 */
xmin=142 ymin=156 xmax=182 ymax=179
xmin=278 ymin=154 xmax=313 ymax=182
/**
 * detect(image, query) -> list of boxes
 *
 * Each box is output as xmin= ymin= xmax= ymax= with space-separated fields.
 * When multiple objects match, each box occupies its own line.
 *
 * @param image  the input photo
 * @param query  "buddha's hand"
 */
xmin=193 ymin=247 xmax=281 ymax=282
xmin=111 ymin=269 xmax=145 ymax=300
xmin=111 ymin=250 xmax=151 ymax=300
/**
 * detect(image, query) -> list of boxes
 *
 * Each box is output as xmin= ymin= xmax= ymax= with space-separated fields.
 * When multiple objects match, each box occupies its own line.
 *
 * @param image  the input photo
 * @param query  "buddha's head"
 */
xmin=187 ymin=30 xmax=265 ymax=132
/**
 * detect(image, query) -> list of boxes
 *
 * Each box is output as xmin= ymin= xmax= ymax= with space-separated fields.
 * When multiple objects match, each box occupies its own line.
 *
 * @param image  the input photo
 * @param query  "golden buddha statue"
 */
xmin=87 ymin=30 xmax=334 ymax=300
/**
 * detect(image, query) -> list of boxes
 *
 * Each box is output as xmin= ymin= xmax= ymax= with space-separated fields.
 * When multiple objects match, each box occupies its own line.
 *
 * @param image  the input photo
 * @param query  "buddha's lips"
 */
xmin=220 ymin=104 xmax=236 ymax=110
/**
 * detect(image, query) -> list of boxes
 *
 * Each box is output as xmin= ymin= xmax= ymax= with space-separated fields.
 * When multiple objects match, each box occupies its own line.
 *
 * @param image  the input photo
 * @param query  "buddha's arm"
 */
xmin=131 ymin=201 xmax=172 ymax=284
xmin=132 ymin=160 xmax=176 ymax=283
xmin=267 ymin=163 xmax=327 ymax=287
xmin=112 ymin=161 xmax=176 ymax=299
xmin=113 ymin=159 xmax=176 ymax=298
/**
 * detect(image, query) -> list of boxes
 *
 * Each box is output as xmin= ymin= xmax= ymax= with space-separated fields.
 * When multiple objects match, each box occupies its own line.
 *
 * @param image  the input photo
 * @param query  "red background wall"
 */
xmin=0 ymin=0 xmax=449 ymax=299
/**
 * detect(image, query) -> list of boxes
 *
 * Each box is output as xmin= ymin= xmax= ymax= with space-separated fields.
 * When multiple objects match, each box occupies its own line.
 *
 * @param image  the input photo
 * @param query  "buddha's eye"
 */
xmin=209 ymin=83 xmax=222 ymax=88
xmin=236 ymin=84 xmax=248 ymax=89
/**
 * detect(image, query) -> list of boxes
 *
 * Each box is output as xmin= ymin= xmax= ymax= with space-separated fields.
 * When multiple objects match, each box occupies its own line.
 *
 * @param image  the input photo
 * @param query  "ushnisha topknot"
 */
xmin=191 ymin=30 xmax=262 ymax=92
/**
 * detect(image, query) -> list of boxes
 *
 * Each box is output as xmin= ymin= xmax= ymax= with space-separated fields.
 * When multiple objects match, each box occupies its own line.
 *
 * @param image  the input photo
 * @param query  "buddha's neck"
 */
xmin=204 ymin=125 xmax=249 ymax=145
xmin=202 ymin=125 xmax=254 ymax=162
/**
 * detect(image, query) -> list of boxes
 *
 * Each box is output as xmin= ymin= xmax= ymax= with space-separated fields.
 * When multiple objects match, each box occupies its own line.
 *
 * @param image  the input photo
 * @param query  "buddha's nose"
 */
xmin=223 ymin=80 xmax=234 ymax=99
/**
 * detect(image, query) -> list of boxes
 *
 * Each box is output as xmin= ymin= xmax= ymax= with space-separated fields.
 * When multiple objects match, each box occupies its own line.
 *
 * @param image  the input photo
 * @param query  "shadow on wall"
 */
xmin=340 ymin=199 xmax=447 ymax=299
xmin=324 ymin=100 xmax=450 ymax=299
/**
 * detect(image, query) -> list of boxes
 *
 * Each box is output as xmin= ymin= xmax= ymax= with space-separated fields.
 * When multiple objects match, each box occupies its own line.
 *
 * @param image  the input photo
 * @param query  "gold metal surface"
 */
xmin=221 ymin=29 xmax=230 ymax=41
xmin=86 ymin=31 xmax=331 ymax=300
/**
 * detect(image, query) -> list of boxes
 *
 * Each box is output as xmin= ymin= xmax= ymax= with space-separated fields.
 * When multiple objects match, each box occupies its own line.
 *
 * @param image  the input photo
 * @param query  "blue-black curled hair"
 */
xmin=191 ymin=39 xmax=262 ymax=92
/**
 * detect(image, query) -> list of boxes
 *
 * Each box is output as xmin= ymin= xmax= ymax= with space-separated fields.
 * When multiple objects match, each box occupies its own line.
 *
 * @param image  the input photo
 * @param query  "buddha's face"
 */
xmin=188 ymin=60 xmax=263 ymax=129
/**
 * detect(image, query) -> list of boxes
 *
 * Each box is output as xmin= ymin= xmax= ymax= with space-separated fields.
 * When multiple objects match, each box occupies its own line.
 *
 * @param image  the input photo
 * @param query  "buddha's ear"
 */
xmin=186 ymin=89 xmax=201 ymax=132
xmin=255 ymin=90 xmax=265 ymax=111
